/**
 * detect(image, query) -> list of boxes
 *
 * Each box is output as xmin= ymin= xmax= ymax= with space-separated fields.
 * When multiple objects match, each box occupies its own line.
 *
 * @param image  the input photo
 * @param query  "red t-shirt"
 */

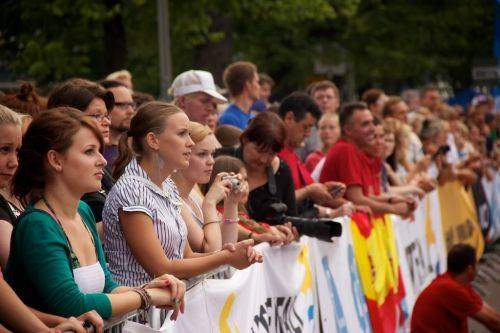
xmin=411 ymin=272 xmax=483 ymax=333
xmin=319 ymin=139 xmax=381 ymax=196
xmin=278 ymin=146 xmax=314 ymax=190
xmin=304 ymin=150 xmax=325 ymax=173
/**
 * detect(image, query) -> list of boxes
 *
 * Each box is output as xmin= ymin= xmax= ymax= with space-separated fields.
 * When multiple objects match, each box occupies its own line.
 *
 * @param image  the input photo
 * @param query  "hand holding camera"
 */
xmin=221 ymin=174 xmax=242 ymax=191
xmin=204 ymin=172 xmax=232 ymax=206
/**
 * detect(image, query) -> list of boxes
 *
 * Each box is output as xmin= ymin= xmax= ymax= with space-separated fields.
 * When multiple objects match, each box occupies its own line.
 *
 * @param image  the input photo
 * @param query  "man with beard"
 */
xmin=101 ymin=80 xmax=136 ymax=170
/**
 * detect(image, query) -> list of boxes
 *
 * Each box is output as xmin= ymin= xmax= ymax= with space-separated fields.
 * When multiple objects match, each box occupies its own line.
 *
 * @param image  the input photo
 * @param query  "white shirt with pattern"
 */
xmin=103 ymin=158 xmax=187 ymax=286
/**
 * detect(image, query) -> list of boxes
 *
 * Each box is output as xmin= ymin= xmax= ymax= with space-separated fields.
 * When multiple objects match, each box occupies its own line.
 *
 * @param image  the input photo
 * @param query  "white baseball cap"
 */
xmin=170 ymin=70 xmax=227 ymax=103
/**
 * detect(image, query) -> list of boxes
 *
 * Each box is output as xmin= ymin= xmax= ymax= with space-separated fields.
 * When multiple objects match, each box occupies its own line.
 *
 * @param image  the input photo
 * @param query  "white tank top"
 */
xmin=73 ymin=262 xmax=106 ymax=294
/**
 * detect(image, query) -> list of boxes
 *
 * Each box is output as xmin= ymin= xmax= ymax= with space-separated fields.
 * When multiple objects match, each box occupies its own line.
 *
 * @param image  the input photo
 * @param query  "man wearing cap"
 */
xmin=219 ymin=61 xmax=260 ymax=130
xmin=170 ymin=70 xmax=227 ymax=125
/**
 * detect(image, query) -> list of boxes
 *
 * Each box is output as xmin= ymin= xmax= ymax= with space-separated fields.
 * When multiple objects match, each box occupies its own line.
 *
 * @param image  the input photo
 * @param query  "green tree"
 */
xmin=340 ymin=0 xmax=494 ymax=92
xmin=1 ymin=0 xmax=494 ymax=97
xmin=2 ymin=1 xmax=109 ymax=87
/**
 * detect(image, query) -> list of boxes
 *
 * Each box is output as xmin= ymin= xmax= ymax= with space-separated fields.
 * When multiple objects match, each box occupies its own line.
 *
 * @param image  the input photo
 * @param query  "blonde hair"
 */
xmin=188 ymin=121 xmax=212 ymax=144
xmin=383 ymin=118 xmax=410 ymax=170
xmin=318 ymin=112 xmax=339 ymax=125
xmin=106 ymin=70 xmax=132 ymax=82
xmin=0 ymin=104 xmax=22 ymax=128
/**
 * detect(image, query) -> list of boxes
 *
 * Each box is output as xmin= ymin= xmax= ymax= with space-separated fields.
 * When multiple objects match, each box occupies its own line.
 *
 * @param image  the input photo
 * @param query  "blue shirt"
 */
xmin=218 ymin=103 xmax=254 ymax=130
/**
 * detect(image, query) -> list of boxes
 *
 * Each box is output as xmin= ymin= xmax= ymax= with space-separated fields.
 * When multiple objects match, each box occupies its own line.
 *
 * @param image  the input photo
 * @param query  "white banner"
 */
xmin=393 ymin=190 xmax=447 ymax=312
xmin=171 ymin=243 xmax=317 ymax=333
xmin=306 ymin=222 xmax=372 ymax=333
xmin=160 ymin=189 xmax=465 ymax=333
xmin=482 ymin=172 xmax=500 ymax=242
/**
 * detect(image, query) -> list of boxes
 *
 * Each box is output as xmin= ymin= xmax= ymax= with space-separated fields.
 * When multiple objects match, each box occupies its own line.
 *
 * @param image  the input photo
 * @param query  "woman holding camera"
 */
xmin=104 ymin=102 xmax=262 ymax=287
xmin=172 ymin=121 xmax=240 ymax=252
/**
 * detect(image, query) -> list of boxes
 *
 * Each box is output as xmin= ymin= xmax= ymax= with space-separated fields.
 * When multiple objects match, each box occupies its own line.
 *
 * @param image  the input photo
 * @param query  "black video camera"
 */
xmin=263 ymin=202 xmax=342 ymax=243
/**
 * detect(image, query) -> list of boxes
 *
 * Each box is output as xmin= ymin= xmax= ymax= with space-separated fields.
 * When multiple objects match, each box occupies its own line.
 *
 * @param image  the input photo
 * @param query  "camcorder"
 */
xmin=262 ymin=202 xmax=342 ymax=243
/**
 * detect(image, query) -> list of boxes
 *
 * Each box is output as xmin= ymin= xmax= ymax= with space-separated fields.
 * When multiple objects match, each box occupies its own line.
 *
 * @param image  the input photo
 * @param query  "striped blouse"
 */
xmin=103 ymin=158 xmax=187 ymax=286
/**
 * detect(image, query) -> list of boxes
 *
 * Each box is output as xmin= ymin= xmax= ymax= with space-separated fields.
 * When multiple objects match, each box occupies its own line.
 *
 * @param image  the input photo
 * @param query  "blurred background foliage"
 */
xmin=0 ymin=0 xmax=494 ymax=97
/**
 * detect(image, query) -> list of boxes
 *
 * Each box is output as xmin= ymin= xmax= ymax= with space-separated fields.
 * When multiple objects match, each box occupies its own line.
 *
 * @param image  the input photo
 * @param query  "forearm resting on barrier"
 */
xmin=346 ymin=185 xmax=408 ymax=216
xmin=120 ymin=210 xmax=259 ymax=280
xmin=472 ymin=302 xmax=500 ymax=332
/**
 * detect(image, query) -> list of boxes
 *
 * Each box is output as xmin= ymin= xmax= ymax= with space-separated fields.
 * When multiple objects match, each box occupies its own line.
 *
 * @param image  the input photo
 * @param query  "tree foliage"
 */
xmin=340 ymin=0 xmax=493 ymax=92
xmin=0 ymin=0 xmax=494 ymax=97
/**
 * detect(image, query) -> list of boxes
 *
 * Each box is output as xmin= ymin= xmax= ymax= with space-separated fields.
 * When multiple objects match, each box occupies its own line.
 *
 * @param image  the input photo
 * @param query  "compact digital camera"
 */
xmin=221 ymin=175 xmax=242 ymax=190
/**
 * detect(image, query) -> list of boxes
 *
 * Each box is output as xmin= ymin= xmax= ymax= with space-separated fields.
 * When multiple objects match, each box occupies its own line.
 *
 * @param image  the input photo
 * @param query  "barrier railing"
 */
xmin=99 ymin=265 xmax=232 ymax=332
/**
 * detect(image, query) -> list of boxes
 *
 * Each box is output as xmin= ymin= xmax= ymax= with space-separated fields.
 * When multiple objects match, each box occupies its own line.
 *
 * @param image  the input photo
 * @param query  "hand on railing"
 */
xmin=56 ymin=318 xmax=92 ymax=333
xmin=145 ymin=274 xmax=186 ymax=321
xmin=222 ymin=239 xmax=263 ymax=269
xmin=57 ymin=310 xmax=102 ymax=333
xmin=275 ymin=222 xmax=298 ymax=244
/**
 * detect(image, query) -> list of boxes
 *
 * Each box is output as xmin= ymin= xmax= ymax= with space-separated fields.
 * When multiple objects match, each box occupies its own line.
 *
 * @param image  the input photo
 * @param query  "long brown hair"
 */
xmin=113 ymin=101 xmax=184 ymax=179
xmin=12 ymin=107 xmax=104 ymax=204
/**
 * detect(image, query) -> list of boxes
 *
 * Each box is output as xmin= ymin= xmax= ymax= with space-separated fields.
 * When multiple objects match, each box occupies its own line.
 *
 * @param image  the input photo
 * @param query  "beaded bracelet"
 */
xmin=131 ymin=286 xmax=152 ymax=310
xmin=222 ymin=218 xmax=238 ymax=224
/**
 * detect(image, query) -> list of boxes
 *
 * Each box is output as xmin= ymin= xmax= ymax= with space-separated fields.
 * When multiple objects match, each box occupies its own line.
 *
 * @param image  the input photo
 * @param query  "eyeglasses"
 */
xmin=87 ymin=114 xmax=111 ymax=122
xmin=115 ymin=101 xmax=136 ymax=110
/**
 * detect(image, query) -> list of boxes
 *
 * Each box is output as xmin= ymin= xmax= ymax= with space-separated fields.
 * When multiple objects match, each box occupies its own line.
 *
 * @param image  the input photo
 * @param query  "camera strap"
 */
xmin=267 ymin=165 xmax=277 ymax=196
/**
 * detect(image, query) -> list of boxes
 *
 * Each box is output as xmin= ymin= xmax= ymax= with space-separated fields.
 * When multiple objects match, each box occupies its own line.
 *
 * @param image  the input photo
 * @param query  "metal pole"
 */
xmin=157 ymin=0 xmax=172 ymax=100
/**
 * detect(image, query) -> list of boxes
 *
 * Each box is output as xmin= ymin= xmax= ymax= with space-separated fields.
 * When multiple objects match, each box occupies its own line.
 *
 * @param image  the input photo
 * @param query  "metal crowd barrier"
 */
xmin=98 ymin=265 xmax=233 ymax=333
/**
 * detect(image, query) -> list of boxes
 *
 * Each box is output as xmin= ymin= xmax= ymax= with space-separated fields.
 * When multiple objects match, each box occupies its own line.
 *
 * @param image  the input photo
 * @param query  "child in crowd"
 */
xmin=203 ymin=155 xmax=296 ymax=245
xmin=306 ymin=112 xmax=340 ymax=177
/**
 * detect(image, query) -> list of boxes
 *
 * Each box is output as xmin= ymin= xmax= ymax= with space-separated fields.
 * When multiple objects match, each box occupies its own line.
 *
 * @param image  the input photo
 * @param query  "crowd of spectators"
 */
xmin=0 ymin=61 xmax=499 ymax=332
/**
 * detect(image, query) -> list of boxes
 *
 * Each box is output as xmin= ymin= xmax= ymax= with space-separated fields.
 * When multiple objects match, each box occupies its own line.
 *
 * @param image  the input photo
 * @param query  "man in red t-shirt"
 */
xmin=277 ymin=92 xmax=349 ymax=215
xmin=319 ymin=102 xmax=413 ymax=216
xmin=411 ymin=244 xmax=500 ymax=332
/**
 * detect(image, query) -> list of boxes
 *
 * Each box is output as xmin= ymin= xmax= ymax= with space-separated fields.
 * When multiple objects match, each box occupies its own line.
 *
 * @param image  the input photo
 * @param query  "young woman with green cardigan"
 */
xmin=5 ymin=108 xmax=185 ymax=322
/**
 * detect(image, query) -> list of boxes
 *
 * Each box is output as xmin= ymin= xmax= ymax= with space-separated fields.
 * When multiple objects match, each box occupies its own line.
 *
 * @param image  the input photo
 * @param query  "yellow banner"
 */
xmin=438 ymin=180 xmax=484 ymax=258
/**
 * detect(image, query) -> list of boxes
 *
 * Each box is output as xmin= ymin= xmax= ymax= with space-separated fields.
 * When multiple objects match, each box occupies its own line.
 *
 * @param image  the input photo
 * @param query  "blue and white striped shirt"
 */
xmin=103 ymin=158 xmax=187 ymax=286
